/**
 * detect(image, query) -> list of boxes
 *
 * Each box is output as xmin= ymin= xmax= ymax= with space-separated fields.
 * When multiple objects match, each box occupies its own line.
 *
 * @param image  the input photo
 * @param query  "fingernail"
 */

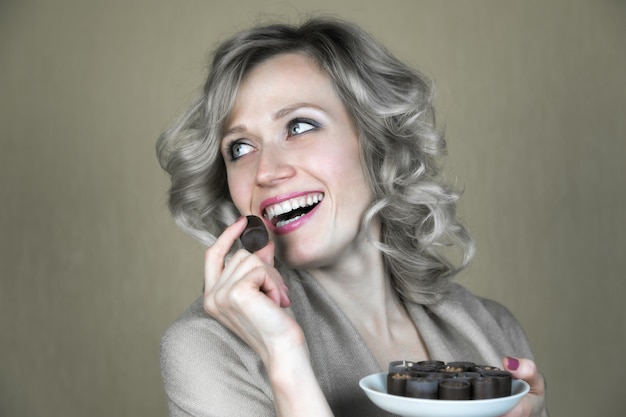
xmin=506 ymin=356 xmax=519 ymax=370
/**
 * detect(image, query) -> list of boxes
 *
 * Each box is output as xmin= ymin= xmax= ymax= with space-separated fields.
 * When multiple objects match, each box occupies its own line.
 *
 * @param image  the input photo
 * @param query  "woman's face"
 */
xmin=220 ymin=52 xmax=375 ymax=269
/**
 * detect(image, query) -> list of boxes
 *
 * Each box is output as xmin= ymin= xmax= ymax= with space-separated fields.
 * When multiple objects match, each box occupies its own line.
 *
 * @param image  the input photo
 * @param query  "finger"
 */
xmin=500 ymin=357 xmax=547 ymax=417
xmin=255 ymin=239 xmax=275 ymax=266
xmin=220 ymin=249 xmax=290 ymax=308
xmin=502 ymin=357 xmax=545 ymax=396
xmin=259 ymin=265 xmax=291 ymax=308
xmin=253 ymin=241 xmax=290 ymax=306
xmin=204 ymin=217 xmax=248 ymax=290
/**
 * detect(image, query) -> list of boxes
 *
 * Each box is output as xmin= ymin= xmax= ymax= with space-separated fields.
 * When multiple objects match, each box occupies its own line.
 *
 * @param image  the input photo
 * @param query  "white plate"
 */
xmin=359 ymin=372 xmax=530 ymax=417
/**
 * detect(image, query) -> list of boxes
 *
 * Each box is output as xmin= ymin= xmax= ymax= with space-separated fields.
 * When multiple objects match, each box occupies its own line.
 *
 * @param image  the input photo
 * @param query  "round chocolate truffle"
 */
xmin=240 ymin=215 xmax=269 ymax=252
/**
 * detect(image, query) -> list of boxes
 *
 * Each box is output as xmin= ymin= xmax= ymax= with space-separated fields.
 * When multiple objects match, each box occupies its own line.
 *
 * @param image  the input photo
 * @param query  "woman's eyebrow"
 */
xmin=273 ymin=103 xmax=326 ymax=120
xmin=223 ymin=125 xmax=246 ymax=137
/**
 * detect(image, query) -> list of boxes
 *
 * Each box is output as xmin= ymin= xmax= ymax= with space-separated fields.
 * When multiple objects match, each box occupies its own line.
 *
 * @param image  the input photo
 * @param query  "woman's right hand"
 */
xmin=204 ymin=217 xmax=334 ymax=417
xmin=203 ymin=216 xmax=303 ymax=365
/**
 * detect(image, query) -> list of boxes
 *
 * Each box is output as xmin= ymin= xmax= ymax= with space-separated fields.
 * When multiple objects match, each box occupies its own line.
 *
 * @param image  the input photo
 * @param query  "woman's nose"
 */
xmin=254 ymin=147 xmax=296 ymax=186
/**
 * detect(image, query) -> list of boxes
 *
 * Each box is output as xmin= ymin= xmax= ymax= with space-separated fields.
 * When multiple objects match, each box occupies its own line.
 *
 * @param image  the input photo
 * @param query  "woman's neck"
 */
xmin=307 ymin=222 xmax=403 ymax=332
xmin=306 ymin=222 xmax=430 ymax=368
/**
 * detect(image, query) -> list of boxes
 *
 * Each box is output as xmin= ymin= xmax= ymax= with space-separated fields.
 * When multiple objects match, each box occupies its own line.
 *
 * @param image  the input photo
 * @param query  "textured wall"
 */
xmin=1 ymin=1 xmax=624 ymax=416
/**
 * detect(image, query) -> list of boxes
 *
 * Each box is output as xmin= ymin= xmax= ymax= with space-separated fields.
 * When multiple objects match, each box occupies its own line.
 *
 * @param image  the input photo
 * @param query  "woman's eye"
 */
xmin=228 ymin=141 xmax=254 ymax=160
xmin=288 ymin=119 xmax=319 ymax=136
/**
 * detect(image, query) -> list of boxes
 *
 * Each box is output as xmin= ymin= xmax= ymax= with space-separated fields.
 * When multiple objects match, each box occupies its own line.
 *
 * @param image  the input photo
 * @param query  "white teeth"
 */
xmin=264 ymin=193 xmax=324 ymax=222
xmin=276 ymin=214 xmax=305 ymax=228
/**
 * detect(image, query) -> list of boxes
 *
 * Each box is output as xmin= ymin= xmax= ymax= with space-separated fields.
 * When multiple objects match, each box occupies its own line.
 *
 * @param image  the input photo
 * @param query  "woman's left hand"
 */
xmin=501 ymin=357 xmax=548 ymax=417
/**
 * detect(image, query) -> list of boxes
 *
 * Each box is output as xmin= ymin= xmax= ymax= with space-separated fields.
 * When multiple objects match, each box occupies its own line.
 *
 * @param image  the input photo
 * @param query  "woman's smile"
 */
xmin=261 ymin=191 xmax=325 ymax=233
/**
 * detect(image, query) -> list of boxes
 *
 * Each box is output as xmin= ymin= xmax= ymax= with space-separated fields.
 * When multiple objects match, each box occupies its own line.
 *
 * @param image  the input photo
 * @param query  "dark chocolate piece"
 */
xmin=422 ymin=371 xmax=455 ymax=380
xmin=439 ymin=365 xmax=465 ymax=374
xmin=387 ymin=372 xmax=411 ymax=396
xmin=405 ymin=377 xmax=439 ymax=399
xmin=389 ymin=360 xmax=416 ymax=374
xmin=454 ymin=372 xmax=481 ymax=383
xmin=438 ymin=379 xmax=471 ymax=400
xmin=409 ymin=364 xmax=440 ymax=374
xmin=442 ymin=361 xmax=475 ymax=373
xmin=471 ymin=364 xmax=501 ymax=373
xmin=480 ymin=370 xmax=512 ymax=397
xmin=240 ymin=215 xmax=269 ymax=252
xmin=416 ymin=360 xmax=445 ymax=367
xmin=471 ymin=377 xmax=499 ymax=400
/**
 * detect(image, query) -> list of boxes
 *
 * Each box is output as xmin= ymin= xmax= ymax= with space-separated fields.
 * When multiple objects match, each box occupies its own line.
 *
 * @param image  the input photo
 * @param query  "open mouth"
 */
xmin=264 ymin=192 xmax=324 ymax=228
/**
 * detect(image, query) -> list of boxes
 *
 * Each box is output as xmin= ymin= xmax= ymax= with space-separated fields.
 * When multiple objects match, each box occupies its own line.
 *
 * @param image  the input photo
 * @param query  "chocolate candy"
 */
xmin=471 ymin=364 xmax=501 ymax=372
xmin=444 ymin=361 xmax=475 ymax=372
xmin=480 ymin=370 xmax=512 ymax=397
xmin=416 ymin=360 xmax=445 ymax=368
xmin=409 ymin=364 xmax=440 ymax=374
xmin=240 ymin=215 xmax=269 ymax=252
xmin=453 ymin=372 xmax=481 ymax=383
xmin=386 ymin=360 xmax=514 ymax=400
xmin=405 ymin=377 xmax=439 ymax=399
xmin=389 ymin=360 xmax=416 ymax=374
xmin=387 ymin=373 xmax=411 ymax=396
xmin=471 ymin=377 xmax=499 ymax=399
xmin=438 ymin=379 xmax=471 ymax=400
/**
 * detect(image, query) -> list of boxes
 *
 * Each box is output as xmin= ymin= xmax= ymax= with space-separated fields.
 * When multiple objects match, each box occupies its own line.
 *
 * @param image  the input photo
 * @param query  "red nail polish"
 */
xmin=506 ymin=356 xmax=519 ymax=371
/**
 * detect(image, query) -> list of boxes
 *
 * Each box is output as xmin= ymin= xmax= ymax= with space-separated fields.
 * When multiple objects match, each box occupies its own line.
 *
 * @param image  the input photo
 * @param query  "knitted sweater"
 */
xmin=160 ymin=268 xmax=533 ymax=417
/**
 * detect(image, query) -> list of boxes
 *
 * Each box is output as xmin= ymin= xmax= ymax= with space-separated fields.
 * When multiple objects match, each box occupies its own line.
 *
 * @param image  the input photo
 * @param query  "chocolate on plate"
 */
xmin=405 ymin=377 xmax=438 ymax=399
xmin=480 ymin=370 xmax=513 ymax=398
xmin=388 ymin=360 xmax=416 ymax=374
xmin=387 ymin=373 xmax=411 ymax=396
xmin=438 ymin=379 xmax=471 ymax=400
xmin=386 ymin=359 xmax=513 ymax=400
xmin=471 ymin=376 xmax=499 ymax=400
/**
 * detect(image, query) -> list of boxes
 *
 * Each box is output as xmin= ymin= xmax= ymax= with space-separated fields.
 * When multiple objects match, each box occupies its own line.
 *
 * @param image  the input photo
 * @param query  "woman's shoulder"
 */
xmin=160 ymin=297 xmax=274 ymax=416
xmin=444 ymin=283 xmax=521 ymax=328
xmin=443 ymin=282 xmax=533 ymax=358
xmin=160 ymin=296 xmax=252 ymax=365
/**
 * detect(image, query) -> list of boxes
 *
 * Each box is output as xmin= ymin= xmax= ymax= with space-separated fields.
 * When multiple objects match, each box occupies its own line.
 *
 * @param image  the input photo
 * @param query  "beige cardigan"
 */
xmin=160 ymin=268 xmax=534 ymax=417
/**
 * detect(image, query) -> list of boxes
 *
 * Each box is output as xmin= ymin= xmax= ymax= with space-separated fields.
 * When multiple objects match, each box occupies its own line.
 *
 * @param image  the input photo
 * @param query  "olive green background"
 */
xmin=1 ymin=1 xmax=624 ymax=416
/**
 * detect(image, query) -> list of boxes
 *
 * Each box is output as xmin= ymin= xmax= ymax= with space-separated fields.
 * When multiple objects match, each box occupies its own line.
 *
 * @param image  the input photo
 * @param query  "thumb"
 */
xmin=503 ymin=357 xmax=545 ymax=396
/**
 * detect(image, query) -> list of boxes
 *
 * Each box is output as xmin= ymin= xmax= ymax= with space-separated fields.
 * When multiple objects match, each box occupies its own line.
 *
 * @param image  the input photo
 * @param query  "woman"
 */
xmin=157 ymin=17 xmax=547 ymax=417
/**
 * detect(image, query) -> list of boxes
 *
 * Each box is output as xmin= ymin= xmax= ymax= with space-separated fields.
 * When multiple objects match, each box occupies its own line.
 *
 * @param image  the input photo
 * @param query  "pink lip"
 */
xmin=259 ymin=191 xmax=324 ymax=235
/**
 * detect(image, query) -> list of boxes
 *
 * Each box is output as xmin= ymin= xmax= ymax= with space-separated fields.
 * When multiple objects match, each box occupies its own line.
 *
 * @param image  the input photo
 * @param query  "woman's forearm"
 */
xmin=268 ymin=345 xmax=334 ymax=417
